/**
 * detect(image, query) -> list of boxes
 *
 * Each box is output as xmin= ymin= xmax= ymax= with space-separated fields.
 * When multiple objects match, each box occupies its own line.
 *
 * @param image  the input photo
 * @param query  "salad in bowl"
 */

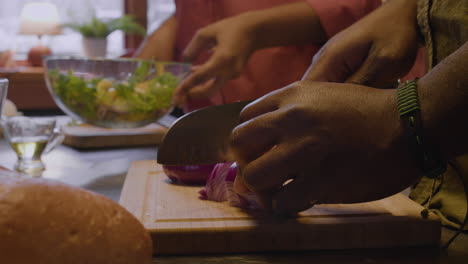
xmin=44 ymin=57 xmax=191 ymax=128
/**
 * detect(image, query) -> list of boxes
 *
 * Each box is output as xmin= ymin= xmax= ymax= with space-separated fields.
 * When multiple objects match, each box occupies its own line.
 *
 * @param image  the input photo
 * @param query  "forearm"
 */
xmin=384 ymin=0 xmax=419 ymax=35
xmin=133 ymin=15 xmax=177 ymax=61
xmin=240 ymin=2 xmax=327 ymax=50
xmin=419 ymin=41 xmax=468 ymax=157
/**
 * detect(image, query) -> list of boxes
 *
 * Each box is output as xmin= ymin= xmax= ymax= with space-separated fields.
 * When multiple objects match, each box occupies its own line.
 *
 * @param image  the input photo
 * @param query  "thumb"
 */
xmin=303 ymin=43 xmax=361 ymax=83
xmin=302 ymin=46 xmax=347 ymax=82
xmin=345 ymin=52 xmax=380 ymax=86
xmin=303 ymin=31 xmax=374 ymax=83
xmin=233 ymin=174 xmax=251 ymax=194
xmin=345 ymin=51 xmax=399 ymax=88
xmin=183 ymin=28 xmax=215 ymax=62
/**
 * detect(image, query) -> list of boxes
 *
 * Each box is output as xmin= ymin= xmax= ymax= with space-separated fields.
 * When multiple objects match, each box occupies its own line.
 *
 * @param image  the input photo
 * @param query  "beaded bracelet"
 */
xmin=396 ymin=79 xmax=447 ymax=179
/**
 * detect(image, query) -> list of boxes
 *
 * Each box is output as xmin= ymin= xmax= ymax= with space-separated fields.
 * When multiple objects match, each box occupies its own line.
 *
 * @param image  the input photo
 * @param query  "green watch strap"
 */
xmin=396 ymin=80 xmax=446 ymax=179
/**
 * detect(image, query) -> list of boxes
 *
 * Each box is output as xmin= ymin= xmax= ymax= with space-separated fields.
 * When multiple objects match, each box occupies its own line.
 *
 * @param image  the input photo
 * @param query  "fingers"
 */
xmin=233 ymin=168 xmax=273 ymax=210
xmin=231 ymin=112 xmax=279 ymax=167
xmin=345 ymin=47 xmax=396 ymax=87
xmin=238 ymin=88 xmax=287 ymax=123
xmin=239 ymin=140 xmax=312 ymax=194
xmin=302 ymin=45 xmax=343 ymax=82
xmin=302 ymin=39 xmax=354 ymax=83
xmin=176 ymin=23 xmax=253 ymax=105
xmin=272 ymin=174 xmax=320 ymax=215
xmin=175 ymin=61 xmax=219 ymax=93
xmin=233 ymin=172 xmax=250 ymax=194
xmin=183 ymin=28 xmax=215 ymax=61
xmin=173 ymin=27 xmax=219 ymax=105
xmin=187 ymin=77 xmax=227 ymax=99
xmin=172 ymin=64 xmax=237 ymax=105
xmin=303 ymin=32 xmax=372 ymax=83
xmin=174 ymin=47 xmax=246 ymax=105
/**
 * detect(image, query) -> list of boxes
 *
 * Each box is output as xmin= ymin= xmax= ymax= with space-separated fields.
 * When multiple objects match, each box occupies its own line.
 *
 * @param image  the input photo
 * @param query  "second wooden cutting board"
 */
xmin=120 ymin=161 xmax=440 ymax=255
xmin=62 ymin=123 xmax=167 ymax=149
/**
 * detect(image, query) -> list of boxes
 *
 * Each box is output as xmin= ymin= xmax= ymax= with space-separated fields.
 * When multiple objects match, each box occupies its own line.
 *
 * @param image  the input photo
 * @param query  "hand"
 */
xmin=173 ymin=14 xmax=257 ymax=105
xmin=230 ymin=80 xmax=422 ymax=214
xmin=304 ymin=0 xmax=420 ymax=87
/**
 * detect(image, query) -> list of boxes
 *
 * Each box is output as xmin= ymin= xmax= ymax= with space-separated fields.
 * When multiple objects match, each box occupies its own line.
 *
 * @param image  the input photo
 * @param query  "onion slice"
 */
xmin=200 ymin=162 xmax=261 ymax=209
xmin=162 ymin=164 xmax=215 ymax=185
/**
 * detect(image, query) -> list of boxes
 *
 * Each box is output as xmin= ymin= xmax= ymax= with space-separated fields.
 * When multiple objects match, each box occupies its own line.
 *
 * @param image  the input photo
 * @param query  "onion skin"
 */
xmin=199 ymin=162 xmax=237 ymax=201
xmin=200 ymin=162 xmax=261 ymax=209
xmin=162 ymin=164 xmax=216 ymax=185
xmin=163 ymin=163 xmax=262 ymax=209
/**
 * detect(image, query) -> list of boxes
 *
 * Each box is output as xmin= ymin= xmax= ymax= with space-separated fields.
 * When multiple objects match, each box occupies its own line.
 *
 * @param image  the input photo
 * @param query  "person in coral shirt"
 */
xmin=135 ymin=0 xmax=424 ymax=111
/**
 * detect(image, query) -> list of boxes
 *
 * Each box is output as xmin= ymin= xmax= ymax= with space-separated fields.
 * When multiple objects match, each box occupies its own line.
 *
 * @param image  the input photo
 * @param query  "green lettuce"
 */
xmin=48 ymin=62 xmax=179 ymax=123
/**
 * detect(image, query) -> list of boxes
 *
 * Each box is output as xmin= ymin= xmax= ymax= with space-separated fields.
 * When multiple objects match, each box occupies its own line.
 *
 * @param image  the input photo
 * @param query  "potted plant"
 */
xmin=65 ymin=15 xmax=146 ymax=58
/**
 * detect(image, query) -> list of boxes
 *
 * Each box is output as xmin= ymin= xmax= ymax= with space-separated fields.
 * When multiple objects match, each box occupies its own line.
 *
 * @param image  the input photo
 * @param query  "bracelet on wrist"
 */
xmin=396 ymin=79 xmax=446 ymax=179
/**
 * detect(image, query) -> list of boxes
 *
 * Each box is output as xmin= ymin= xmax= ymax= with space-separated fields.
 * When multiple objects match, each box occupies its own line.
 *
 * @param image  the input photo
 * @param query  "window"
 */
xmin=0 ymin=0 xmax=125 ymax=59
xmin=147 ymin=0 xmax=175 ymax=33
xmin=0 ymin=0 xmax=176 ymax=60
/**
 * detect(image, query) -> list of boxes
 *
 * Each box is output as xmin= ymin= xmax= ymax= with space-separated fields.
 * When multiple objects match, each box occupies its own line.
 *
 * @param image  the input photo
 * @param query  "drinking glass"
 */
xmin=0 ymin=79 xmax=7 ymax=115
xmin=1 ymin=116 xmax=64 ymax=176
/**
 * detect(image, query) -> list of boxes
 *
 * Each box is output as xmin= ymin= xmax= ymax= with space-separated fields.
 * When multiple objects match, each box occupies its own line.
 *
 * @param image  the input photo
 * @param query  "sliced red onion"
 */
xmin=162 ymin=164 xmax=215 ymax=185
xmin=200 ymin=162 xmax=261 ymax=210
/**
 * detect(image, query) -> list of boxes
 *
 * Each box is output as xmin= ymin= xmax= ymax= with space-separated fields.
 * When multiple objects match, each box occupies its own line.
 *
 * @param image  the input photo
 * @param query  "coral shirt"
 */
xmin=174 ymin=0 xmax=423 ymax=112
xmin=174 ymin=0 xmax=320 ymax=111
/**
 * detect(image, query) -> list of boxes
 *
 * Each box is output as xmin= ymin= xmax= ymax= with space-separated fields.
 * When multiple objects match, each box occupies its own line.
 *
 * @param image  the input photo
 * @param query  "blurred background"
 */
xmin=0 ymin=0 xmax=177 ymax=114
xmin=0 ymin=0 xmax=175 ymax=60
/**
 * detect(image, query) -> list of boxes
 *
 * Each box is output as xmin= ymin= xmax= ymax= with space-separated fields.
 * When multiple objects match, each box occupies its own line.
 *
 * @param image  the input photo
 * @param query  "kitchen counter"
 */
xmin=0 ymin=134 xmax=156 ymax=201
xmin=0 ymin=133 xmax=466 ymax=263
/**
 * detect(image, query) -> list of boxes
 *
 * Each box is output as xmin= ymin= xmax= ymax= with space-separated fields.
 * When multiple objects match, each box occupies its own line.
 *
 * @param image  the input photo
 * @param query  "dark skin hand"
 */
xmin=230 ymin=81 xmax=421 ymax=213
xmin=304 ymin=0 xmax=420 ymax=87
xmin=230 ymin=41 xmax=468 ymax=215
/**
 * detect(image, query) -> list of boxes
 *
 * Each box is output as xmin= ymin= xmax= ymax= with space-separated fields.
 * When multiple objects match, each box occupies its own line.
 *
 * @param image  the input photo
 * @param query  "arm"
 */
xmin=133 ymin=15 xmax=177 ymax=61
xmin=307 ymin=0 xmax=381 ymax=39
xmin=173 ymin=2 xmax=327 ymax=105
xmin=229 ymin=43 xmax=468 ymax=214
xmin=420 ymin=41 xmax=468 ymax=158
xmin=174 ymin=0 xmax=384 ymax=105
xmin=304 ymin=0 xmax=420 ymax=87
xmin=238 ymin=2 xmax=327 ymax=50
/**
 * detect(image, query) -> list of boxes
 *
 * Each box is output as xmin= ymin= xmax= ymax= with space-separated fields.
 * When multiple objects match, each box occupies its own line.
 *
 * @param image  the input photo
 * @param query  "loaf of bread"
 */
xmin=0 ymin=172 xmax=152 ymax=264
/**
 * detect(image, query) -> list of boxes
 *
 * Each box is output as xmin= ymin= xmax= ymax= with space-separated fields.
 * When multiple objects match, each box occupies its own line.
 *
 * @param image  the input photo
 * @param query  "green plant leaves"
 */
xmin=64 ymin=15 xmax=146 ymax=38
xmin=108 ymin=15 xmax=146 ymax=37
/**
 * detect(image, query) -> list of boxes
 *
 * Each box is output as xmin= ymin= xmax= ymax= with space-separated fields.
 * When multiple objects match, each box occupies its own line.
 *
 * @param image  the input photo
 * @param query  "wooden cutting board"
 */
xmin=62 ymin=123 xmax=167 ymax=149
xmin=120 ymin=160 xmax=441 ymax=255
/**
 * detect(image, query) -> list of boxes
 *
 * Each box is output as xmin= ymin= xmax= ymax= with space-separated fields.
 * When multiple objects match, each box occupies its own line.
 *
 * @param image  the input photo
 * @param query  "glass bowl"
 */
xmin=44 ymin=57 xmax=191 ymax=128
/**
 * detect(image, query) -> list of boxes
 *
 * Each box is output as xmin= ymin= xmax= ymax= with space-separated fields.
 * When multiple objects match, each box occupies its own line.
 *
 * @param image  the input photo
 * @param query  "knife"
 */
xmin=157 ymin=100 xmax=252 ymax=165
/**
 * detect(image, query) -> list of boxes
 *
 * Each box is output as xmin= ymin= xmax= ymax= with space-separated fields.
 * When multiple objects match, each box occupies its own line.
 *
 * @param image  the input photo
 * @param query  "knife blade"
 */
xmin=157 ymin=100 xmax=252 ymax=165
